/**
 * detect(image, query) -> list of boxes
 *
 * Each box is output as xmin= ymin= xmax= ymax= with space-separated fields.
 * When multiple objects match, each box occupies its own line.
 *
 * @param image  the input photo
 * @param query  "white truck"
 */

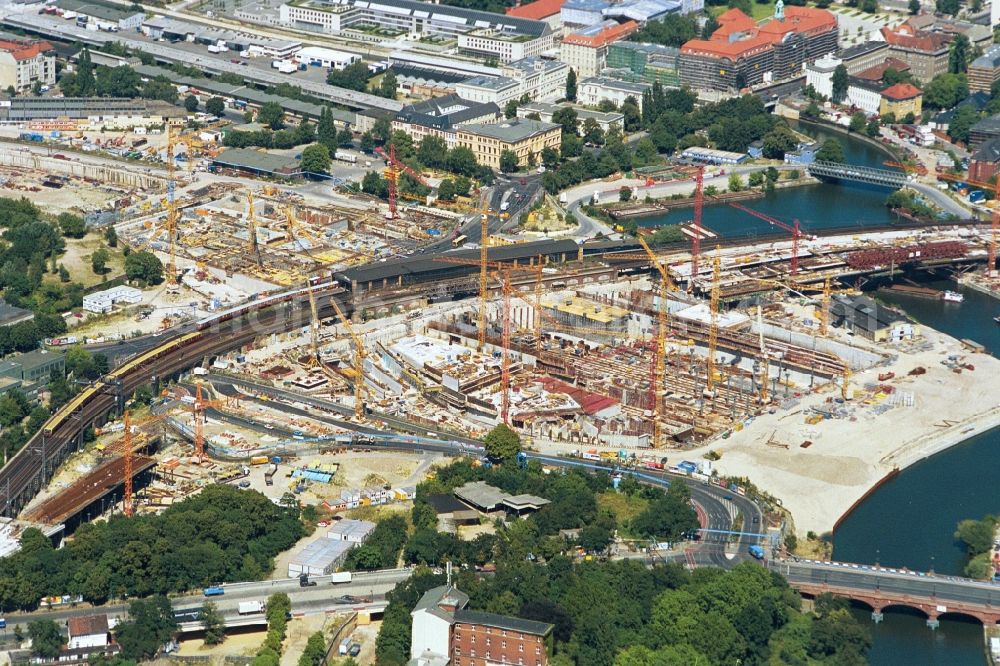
xmin=334 ymin=151 xmax=357 ymax=164
xmin=330 ymin=572 xmax=352 ymax=584
xmin=238 ymin=601 xmax=265 ymax=615
xmin=207 ymin=45 xmax=222 ymax=54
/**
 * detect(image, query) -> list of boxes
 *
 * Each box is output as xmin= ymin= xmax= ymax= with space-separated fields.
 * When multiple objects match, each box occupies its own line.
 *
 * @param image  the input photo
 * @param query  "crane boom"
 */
xmin=707 ymin=247 xmax=721 ymax=392
xmin=728 ymin=203 xmax=804 ymax=275
xmin=636 ymin=235 xmax=671 ymax=449
xmin=331 ymin=297 xmax=366 ymax=421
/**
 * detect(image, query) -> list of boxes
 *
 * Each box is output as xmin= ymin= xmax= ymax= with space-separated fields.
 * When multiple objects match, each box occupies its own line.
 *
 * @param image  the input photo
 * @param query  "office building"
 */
xmin=837 ymin=41 xmax=890 ymax=75
xmin=501 ymin=57 xmax=569 ymax=102
xmin=394 ymin=94 xmax=501 ymax=148
xmin=0 ymin=349 xmax=65 ymax=399
xmin=880 ymin=82 xmax=922 ymax=119
xmin=969 ymin=45 xmax=1000 ymax=94
xmin=0 ymin=40 xmax=54 ymax=92
xmin=605 ymin=42 xmax=679 ymax=86
xmin=455 ymin=119 xmax=561 ymax=169
xmin=560 ymin=20 xmax=639 ymax=78
xmin=516 ymin=101 xmax=623 ymax=132
xmin=969 ymin=138 xmax=1000 ymax=183
xmin=577 ymin=76 xmax=649 ymax=110
xmin=279 ymin=0 xmax=554 ymax=63
xmin=805 ymin=53 xmax=841 ymax=99
xmin=456 ymin=75 xmax=521 ymax=107
xmin=679 ymin=4 xmax=838 ymax=91
xmin=879 ymin=24 xmax=951 ymax=83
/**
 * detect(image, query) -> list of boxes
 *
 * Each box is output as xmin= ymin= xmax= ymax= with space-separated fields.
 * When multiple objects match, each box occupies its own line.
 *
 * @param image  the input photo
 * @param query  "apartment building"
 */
xmin=559 ymin=20 xmax=639 ymax=78
xmin=501 ymin=57 xmax=569 ymax=102
xmin=577 ymin=76 xmax=649 ymax=110
xmin=837 ymin=41 xmax=890 ymax=75
xmin=0 ymin=40 xmax=54 ymax=92
xmin=456 ymin=119 xmax=561 ymax=169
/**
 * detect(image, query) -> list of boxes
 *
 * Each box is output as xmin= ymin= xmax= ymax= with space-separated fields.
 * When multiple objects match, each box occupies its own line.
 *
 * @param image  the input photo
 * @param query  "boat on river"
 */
xmin=942 ymin=290 xmax=964 ymax=303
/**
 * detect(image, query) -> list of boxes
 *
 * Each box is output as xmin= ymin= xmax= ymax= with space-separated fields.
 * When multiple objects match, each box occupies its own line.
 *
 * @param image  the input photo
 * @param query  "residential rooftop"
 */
xmin=453 ymin=609 xmax=554 ymax=636
xmin=457 ymin=118 xmax=560 ymax=143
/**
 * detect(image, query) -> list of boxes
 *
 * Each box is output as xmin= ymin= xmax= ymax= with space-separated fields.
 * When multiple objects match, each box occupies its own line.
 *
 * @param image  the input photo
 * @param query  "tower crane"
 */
xmin=636 ymin=234 xmax=674 ymax=449
xmin=247 ymin=190 xmax=263 ymax=267
xmin=690 ymin=166 xmax=705 ymax=287
xmin=707 ymin=246 xmax=721 ymax=392
xmin=375 ymin=144 xmax=431 ymax=220
xmin=164 ymin=124 xmax=180 ymax=282
xmin=123 ymin=410 xmax=135 ymax=518
xmin=936 ymin=173 xmax=998 ymax=277
xmin=330 ymin=296 xmax=367 ymax=421
xmin=756 ymin=305 xmax=768 ymax=403
xmin=728 ymin=203 xmax=809 ymax=276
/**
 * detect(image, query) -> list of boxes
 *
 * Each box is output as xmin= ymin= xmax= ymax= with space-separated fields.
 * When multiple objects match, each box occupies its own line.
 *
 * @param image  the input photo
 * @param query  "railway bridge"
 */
xmin=806 ymin=161 xmax=907 ymax=188
xmin=773 ymin=559 xmax=1000 ymax=627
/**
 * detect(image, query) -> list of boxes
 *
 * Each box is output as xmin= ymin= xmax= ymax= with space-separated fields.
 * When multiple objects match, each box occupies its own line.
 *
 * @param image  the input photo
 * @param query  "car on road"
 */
xmin=349 ymin=644 xmax=362 ymax=657
xmin=335 ymin=595 xmax=370 ymax=604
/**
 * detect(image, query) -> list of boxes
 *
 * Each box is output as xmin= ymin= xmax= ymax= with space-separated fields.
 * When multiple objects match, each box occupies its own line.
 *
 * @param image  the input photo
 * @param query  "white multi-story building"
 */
xmin=577 ymin=76 xmax=650 ymax=110
xmin=280 ymin=0 xmax=554 ymax=63
xmin=805 ymin=53 xmax=842 ymax=100
xmin=502 ymin=56 xmax=569 ymax=102
xmin=82 ymin=286 xmax=142 ymax=314
xmin=455 ymin=75 xmax=521 ymax=106
xmin=0 ymin=40 xmax=55 ymax=92
xmin=67 ymin=615 xmax=109 ymax=650
xmin=410 ymin=586 xmax=470 ymax=663
xmin=294 ymin=46 xmax=360 ymax=70
xmin=847 ymin=78 xmax=882 ymax=115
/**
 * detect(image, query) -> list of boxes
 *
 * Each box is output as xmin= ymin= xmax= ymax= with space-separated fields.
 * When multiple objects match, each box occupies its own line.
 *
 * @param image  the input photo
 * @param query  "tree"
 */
xmin=631 ymin=13 xmax=698 ymax=47
xmin=748 ymin=171 xmax=764 ymax=187
xmin=299 ymin=632 xmax=327 ymax=666
xmin=300 ymin=144 xmax=331 ymax=174
xmin=504 ymin=98 xmax=518 ymax=119
xmin=115 ymin=596 xmax=178 ymax=660
xmin=908 ymin=0 xmax=920 ymax=12
xmin=317 ymin=106 xmax=337 ymax=150
xmin=815 ymin=139 xmax=845 ymax=163
xmin=484 ymin=423 xmax=520 ymax=462
xmin=91 ymin=247 xmax=110 ymax=275
xmin=124 ymin=250 xmax=164 ymax=284
xmin=28 ymin=620 xmax=63 ymax=658
xmin=619 ymin=186 xmax=633 ymax=201
xmin=582 ymin=118 xmax=604 ymax=146
xmin=76 ymin=48 xmax=96 ymax=96
xmin=761 ymin=124 xmax=798 ymax=159
xmin=936 ymin=0 xmax=959 ymax=15
xmin=727 ymin=173 xmax=743 ymax=192
xmin=57 ymin=212 xmax=87 ymax=238
xmin=258 ymin=101 xmax=285 ymax=130
xmin=184 ymin=94 xmax=199 ymax=113
xmin=849 ymin=111 xmax=867 ymax=133
xmin=831 ymin=64 xmax=849 ymax=103
xmin=104 ymin=225 xmax=117 ymax=247
xmin=702 ymin=13 xmax=719 ymax=38
xmin=206 ymin=96 xmax=225 ymax=117
xmin=948 ymin=104 xmax=980 ymax=144
xmin=860 ymin=0 xmax=877 ymax=12
xmin=566 ymin=68 xmax=577 ymax=101
xmin=202 ymin=601 xmax=226 ymax=645
xmin=923 ymin=73 xmax=968 ymax=109
xmin=865 ymin=118 xmax=881 ymax=137
xmin=378 ymin=71 xmax=397 ymax=99
xmin=361 ymin=171 xmax=388 ymax=198
xmin=950 ymin=34 xmax=971 ymax=74
xmin=499 ymin=149 xmax=519 ymax=173
xmin=418 ymin=135 xmax=449 ymax=169
xmin=552 ymin=107 xmax=579 ymax=135
xmin=955 ymin=516 xmax=997 ymax=556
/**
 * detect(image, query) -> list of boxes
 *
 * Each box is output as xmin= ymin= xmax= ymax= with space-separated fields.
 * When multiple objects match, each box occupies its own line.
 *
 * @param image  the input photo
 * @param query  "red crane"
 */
xmin=690 ymin=166 xmax=704 ymax=286
xmin=375 ymin=145 xmax=430 ymax=219
xmin=729 ymin=203 xmax=808 ymax=276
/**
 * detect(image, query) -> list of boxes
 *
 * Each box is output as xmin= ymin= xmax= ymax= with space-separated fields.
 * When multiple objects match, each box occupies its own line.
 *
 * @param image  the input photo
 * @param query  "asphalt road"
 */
xmin=0 ymin=569 xmax=411 ymax=628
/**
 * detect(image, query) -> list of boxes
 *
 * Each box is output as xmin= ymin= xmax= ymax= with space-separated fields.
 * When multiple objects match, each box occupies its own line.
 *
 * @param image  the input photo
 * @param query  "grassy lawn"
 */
xmin=58 ymin=234 xmax=125 ymax=289
xmin=598 ymin=490 xmax=649 ymax=526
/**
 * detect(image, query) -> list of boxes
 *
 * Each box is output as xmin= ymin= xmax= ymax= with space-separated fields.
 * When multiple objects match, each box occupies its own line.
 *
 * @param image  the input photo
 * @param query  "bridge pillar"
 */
xmin=926 ymin=618 xmax=940 ymax=630
xmin=871 ymin=611 xmax=884 ymax=624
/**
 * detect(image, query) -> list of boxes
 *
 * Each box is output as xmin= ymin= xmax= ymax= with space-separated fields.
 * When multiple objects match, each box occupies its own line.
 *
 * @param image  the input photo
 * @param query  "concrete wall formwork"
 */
xmin=0 ymin=151 xmax=169 ymax=191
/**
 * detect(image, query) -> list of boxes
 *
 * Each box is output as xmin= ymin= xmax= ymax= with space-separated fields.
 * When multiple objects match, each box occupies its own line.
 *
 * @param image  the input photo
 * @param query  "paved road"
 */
xmin=1 ymin=9 xmax=402 ymax=112
xmin=1 ymin=569 xmax=411 ymax=628
xmin=773 ymin=558 xmax=1000 ymax=609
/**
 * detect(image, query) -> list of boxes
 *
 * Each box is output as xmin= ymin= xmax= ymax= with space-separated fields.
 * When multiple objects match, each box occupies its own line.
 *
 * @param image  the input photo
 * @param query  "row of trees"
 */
xmin=0 ymin=486 xmax=304 ymax=611
xmin=59 ymin=50 xmax=177 ymax=103
xmin=377 ymin=562 xmax=872 ymax=666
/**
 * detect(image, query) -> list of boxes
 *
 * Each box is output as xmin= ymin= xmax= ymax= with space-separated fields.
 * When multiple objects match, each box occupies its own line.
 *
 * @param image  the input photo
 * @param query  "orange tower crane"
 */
xmin=729 ymin=203 xmax=807 ymax=276
xmin=164 ymin=124 xmax=180 ymax=282
xmin=331 ymin=296 xmax=366 ymax=421
xmin=690 ymin=166 xmax=705 ymax=287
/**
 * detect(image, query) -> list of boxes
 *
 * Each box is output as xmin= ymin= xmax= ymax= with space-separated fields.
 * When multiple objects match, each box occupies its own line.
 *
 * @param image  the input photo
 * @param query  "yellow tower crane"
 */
xmin=164 ymin=124 xmax=180 ymax=281
xmin=636 ymin=235 xmax=675 ymax=449
xmin=247 ymin=190 xmax=263 ymax=267
xmin=707 ymin=246 xmax=721 ymax=392
xmin=331 ymin=297 xmax=367 ymax=421
xmin=478 ymin=206 xmax=492 ymax=349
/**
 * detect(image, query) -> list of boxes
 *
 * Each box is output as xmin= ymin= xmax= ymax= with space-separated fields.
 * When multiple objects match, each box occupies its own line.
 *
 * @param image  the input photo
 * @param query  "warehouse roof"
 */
xmin=289 ymin=538 xmax=352 ymax=569
xmin=395 ymin=94 xmax=500 ymax=131
xmin=57 ymin=0 xmax=142 ymax=21
xmin=0 ymin=299 xmax=33 ymax=327
xmin=507 ymin=0 xmax=565 ymax=19
xmin=213 ymin=148 xmax=301 ymax=175
xmin=453 ymin=609 xmax=553 ymax=636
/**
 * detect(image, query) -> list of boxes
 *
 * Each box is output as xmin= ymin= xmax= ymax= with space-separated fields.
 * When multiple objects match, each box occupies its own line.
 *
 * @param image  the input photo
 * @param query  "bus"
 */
xmin=452 ymin=234 xmax=467 ymax=247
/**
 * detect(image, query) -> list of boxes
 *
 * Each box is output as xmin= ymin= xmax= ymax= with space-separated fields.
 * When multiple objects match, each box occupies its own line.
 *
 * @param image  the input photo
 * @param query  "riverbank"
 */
xmin=681 ymin=323 xmax=1000 ymax=538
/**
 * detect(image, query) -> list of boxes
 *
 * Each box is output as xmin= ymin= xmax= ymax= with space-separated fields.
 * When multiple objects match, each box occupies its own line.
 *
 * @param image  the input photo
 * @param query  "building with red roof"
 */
xmin=507 ymin=0 xmax=565 ymax=26
xmin=879 ymin=24 xmax=951 ymax=82
xmin=0 ymin=39 xmax=55 ymax=92
xmin=560 ymin=19 xmax=639 ymax=77
xmin=679 ymin=4 xmax=838 ymax=91
xmin=880 ymin=82 xmax=922 ymax=118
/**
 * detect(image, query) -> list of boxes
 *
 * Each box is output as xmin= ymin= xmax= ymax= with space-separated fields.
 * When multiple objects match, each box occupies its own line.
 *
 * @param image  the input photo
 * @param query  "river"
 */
xmin=641 ymin=121 xmax=997 ymax=663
